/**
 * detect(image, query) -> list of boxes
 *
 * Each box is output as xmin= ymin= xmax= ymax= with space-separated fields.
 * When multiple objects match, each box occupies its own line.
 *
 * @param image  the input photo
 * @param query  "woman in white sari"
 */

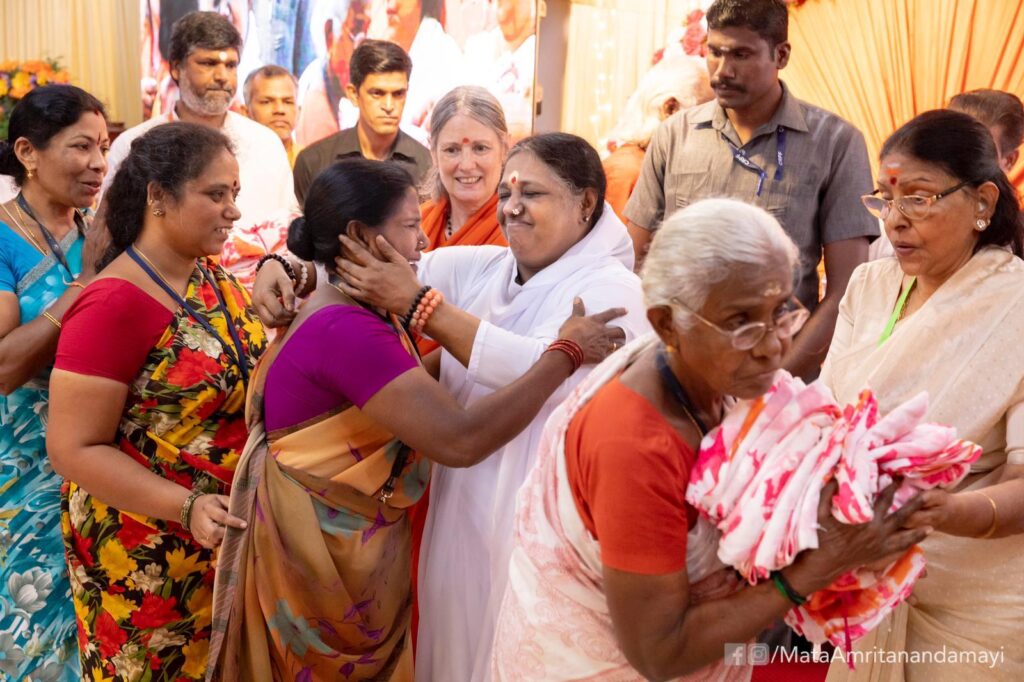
xmin=492 ymin=199 xmax=930 ymax=681
xmin=252 ymin=132 xmax=650 ymax=680
xmin=822 ymin=110 xmax=1024 ymax=681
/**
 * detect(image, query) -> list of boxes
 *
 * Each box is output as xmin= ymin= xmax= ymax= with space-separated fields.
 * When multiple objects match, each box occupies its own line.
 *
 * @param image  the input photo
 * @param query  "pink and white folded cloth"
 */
xmin=685 ymin=372 xmax=981 ymax=651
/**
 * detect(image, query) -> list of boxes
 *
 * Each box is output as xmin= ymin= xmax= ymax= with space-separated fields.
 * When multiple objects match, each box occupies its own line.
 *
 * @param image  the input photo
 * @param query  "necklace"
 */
xmin=0 ymin=201 xmax=47 ymax=255
xmin=656 ymin=347 xmax=711 ymax=437
xmin=897 ymin=278 xmax=917 ymax=323
xmin=444 ymin=214 xmax=454 ymax=240
xmin=133 ymin=245 xmax=178 ymax=292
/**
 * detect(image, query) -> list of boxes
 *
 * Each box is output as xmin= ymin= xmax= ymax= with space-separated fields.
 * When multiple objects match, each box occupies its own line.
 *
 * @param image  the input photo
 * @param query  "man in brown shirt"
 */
xmin=625 ymin=0 xmax=877 ymax=379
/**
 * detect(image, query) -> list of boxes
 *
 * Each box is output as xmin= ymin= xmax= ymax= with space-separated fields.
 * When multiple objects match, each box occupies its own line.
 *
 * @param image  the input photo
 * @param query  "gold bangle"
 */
xmin=68 ymin=281 xmax=86 ymax=290
xmin=975 ymin=490 xmax=999 ymax=538
xmin=42 ymin=311 xmax=62 ymax=330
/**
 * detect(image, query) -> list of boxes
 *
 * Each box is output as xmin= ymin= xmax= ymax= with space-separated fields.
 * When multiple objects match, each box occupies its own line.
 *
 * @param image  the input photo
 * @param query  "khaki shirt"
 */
xmin=624 ymin=83 xmax=876 ymax=309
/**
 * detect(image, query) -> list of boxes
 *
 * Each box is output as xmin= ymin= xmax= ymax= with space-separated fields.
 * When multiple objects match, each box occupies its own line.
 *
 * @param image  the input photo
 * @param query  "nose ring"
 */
xmin=511 ymin=206 xmax=523 ymax=217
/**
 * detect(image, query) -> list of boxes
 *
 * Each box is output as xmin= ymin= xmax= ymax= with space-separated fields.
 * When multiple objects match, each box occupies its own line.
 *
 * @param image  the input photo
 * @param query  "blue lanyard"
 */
xmin=16 ymin=192 xmax=84 ymax=278
xmin=127 ymin=247 xmax=250 ymax=384
xmin=727 ymin=127 xmax=787 ymax=197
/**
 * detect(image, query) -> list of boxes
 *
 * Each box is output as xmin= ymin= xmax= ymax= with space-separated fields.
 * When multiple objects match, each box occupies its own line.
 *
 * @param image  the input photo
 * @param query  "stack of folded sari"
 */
xmin=685 ymin=372 xmax=981 ymax=650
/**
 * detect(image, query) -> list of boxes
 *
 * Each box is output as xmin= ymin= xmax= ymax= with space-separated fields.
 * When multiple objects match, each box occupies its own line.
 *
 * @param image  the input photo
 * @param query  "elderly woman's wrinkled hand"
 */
xmin=336 ymin=234 xmax=424 ymax=314
xmin=557 ymin=297 xmax=628 ymax=364
xmin=689 ymin=568 xmax=745 ymax=605
xmin=251 ymin=258 xmax=298 ymax=328
xmin=794 ymin=479 xmax=931 ymax=593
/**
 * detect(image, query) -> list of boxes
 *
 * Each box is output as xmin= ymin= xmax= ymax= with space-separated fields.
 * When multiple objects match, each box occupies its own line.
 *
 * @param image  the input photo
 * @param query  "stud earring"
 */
xmin=152 ymin=208 xmax=165 ymax=217
xmin=976 ymin=218 xmax=988 ymax=231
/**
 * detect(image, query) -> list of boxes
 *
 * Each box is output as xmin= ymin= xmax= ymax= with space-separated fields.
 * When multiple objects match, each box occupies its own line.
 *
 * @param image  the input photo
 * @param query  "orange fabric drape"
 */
xmin=420 ymin=193 xmax=506 ymax=250
xmin=784 ymin=0 xmax=1024 ymax=189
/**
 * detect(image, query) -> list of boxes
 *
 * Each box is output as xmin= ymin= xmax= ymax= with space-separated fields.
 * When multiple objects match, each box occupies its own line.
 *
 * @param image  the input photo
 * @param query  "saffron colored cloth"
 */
xmin=685 ymin=372 xmax=981 ymax=652
xmin=564 ymin=376 xmax=698 ymax=575
xmin=602 ymin=143 xmax=646 ymax=223
xmin=421 ymin=194 xmax=506 ymax=251
xmin=207 ymin=308 xmax=429 ymax=681
xmin=493 ymin=333 xmax=746 ymax=681
xmin=416 ymin=193 xmax=506 ymax=355
xmin=54 ymin=266 xmax=267 ymax=681
xmin=263 ymin=305 xmax=418 ymax=431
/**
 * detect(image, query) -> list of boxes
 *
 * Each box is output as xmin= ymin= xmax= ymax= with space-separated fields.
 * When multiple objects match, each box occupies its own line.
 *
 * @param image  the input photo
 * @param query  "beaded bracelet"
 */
xmin=770 ymin=570 xmax=807 ymax=606
xmin=410 ymin=288 xmax=444 ymax=333
xmin=256 ymin=253 xmax=296 ymax=282
xmin=545 ymin=339 xmax=584 ymax=373
xmin=402 ymin=286 xmax=433 ymax=328
xmin=180 ymin=490 xmax=203 ymax=530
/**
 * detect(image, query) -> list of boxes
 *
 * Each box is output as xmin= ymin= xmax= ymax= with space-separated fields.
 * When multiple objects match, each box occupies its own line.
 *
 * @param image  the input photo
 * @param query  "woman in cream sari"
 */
xmin=823 ymin=110 xmax=1024 ymax=681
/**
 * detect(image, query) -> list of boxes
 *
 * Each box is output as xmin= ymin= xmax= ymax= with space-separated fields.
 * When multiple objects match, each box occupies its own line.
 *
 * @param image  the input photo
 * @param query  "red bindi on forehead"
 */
xmin=462 ymin=137 xmax=470 ymax=144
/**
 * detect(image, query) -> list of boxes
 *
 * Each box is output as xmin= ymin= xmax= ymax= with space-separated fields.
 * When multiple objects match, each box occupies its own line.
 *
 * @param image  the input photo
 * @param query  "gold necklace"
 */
xmin=133 ymin=245 xmax=178 ymax=291
xmin=897 ymin=279 xmax=917 ymax=323
xmin=0 ymin=201 xmax=47 ymax=255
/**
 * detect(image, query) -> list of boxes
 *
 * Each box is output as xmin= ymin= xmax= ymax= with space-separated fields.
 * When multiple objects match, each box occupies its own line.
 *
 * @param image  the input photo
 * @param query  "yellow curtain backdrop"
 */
xmin=0 ymin=0 xmax=142 ymax=126
xmin=562 ymin=0 xmax=705 ymax=151
xmin=784 ymin=0 xmax=1024 ymax=187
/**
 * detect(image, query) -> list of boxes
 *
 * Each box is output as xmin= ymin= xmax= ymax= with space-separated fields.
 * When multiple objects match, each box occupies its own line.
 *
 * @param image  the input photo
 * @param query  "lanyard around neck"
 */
xmin=16 ymin=192 xmax=84 ymax=277
xmin=727 ymin=127 xmax=787 ymax=197
xmin=127 ymin=247 xmax=250 ymax=383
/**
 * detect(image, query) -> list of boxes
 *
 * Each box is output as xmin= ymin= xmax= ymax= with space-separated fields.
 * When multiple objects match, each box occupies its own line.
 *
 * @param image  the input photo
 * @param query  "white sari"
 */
xmin=414 ymin=207 xmax=650 ymax=682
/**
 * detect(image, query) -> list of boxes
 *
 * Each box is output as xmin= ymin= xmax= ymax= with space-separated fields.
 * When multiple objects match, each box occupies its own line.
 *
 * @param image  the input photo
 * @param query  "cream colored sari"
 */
xmin=821 ymin=248 xmax=1024 ymax=681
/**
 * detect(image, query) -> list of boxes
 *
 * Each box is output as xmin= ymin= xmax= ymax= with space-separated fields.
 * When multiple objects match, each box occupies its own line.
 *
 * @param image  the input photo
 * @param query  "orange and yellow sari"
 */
xmin=207 ymin=323 xmax=429 ymax=681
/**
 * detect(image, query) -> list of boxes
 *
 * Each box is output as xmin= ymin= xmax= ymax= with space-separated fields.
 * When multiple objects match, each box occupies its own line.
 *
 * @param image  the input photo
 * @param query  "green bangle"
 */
xmin=771 ymin=570 xmax=807 ymax=606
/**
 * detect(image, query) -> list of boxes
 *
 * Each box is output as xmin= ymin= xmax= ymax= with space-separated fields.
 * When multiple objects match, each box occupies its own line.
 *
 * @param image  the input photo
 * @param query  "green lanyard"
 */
xmin=878 ymin=277 xmax=916 ymax=346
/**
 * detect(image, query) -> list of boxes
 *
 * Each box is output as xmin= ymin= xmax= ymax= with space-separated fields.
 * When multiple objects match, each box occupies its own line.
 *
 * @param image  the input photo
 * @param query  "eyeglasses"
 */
xmin=673 ymin=297 xmax=810 ymax=351
xmin=860 ymin=180 xmax=970 ymax=221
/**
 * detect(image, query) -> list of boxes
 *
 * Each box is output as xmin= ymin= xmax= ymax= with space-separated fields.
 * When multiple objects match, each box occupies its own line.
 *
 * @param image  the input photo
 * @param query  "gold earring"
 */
xmin=152 ymin=208 xmax=165 ymax=217
xmin=26 ymin=169 xmax=34 ymax=179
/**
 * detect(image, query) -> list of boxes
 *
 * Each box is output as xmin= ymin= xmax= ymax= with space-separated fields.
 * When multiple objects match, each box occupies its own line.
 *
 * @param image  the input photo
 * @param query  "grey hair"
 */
xmin=424 ymin=85 xmax=509 ymax=201
xmin=243 ymin=64 xmax=299 ymax=107
xmin=641 ymin=198 xmax=800 ymax=329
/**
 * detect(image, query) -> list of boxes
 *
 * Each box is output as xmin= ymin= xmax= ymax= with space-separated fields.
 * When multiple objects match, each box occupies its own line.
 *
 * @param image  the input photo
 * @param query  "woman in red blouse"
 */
xmin=46 ymin=122 xmax=266 ymax=681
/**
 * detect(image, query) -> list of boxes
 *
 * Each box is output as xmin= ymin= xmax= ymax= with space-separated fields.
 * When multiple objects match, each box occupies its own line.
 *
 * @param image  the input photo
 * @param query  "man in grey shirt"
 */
xmin=625 ymin=0 xmax=877 ymax=379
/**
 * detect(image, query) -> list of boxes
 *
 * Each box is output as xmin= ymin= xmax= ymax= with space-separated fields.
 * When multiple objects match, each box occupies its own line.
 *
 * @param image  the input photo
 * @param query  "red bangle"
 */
xmin=546 ymin=339 xmax=584 ymax=373
xmin=410 ymin=288 xmax=444 ymax=332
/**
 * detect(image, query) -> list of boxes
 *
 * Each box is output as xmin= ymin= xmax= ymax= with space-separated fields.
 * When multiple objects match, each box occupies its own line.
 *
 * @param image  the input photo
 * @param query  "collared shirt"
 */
xmin=102 ymin=109 xmax=299 ymax=231
xmin=624 ymin=82 xmax=877 ymax=309
xmin=292 ymin=125 xmax=433 ymax=206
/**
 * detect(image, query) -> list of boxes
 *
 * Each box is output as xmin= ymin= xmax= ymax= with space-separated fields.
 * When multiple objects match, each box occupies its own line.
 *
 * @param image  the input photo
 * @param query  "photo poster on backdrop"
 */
xmin=141 ymin=0 xmax=539 ymax=147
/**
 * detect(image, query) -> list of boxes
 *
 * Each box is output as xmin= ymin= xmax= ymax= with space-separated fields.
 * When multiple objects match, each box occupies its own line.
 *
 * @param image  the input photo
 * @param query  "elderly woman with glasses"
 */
xmin=491 ymin=198 xmax=928 ymax=681
xmin=822 ymin=110 xmax=1024 ymax=681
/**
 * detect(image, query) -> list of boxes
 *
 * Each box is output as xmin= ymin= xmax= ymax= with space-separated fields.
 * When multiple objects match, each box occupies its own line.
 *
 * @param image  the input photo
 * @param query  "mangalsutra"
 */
xmin=0 ymin=201 xmax=47 ymax=255
xmin=133 ymin=245 xmax=176 ymax=290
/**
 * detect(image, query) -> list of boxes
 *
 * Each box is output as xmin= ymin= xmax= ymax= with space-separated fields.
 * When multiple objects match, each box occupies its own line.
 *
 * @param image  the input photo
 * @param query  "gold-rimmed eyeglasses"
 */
xmin=672 ymin=297 xmax=810 ymax=351
xmin=860 ymin=180 xmax=970 ymax=221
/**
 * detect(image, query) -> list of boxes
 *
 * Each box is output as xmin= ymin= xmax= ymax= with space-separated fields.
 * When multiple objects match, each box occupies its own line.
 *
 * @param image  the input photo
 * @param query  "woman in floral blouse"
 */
xmin=46 ymin=122 xmax=266 ymax=681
